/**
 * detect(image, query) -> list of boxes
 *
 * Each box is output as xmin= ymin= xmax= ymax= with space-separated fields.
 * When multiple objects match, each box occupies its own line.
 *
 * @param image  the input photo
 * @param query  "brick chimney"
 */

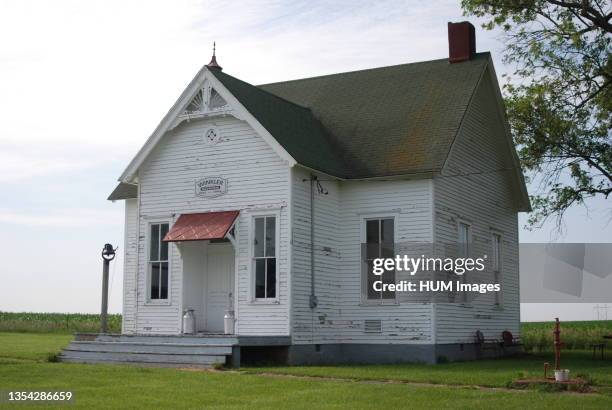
xmin=448 ymin=21 xmax=476 ymax=63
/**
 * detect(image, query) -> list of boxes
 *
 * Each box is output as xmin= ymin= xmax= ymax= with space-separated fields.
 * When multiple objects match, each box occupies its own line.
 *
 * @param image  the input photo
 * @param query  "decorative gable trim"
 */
xmin=118 ymin=67 xmax=296 ymax=183
xmin=170 ymin=79 xmax=232 ymax=129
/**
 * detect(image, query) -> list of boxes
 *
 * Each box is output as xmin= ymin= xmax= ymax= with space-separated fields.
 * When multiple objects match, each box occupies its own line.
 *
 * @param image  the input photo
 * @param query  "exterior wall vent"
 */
xmin=364 ymin=320 xmax=382 ymax=334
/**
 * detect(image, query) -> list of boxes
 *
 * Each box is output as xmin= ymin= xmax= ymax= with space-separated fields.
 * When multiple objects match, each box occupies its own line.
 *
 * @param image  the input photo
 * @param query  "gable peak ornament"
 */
xmin=204 ymin=127 xmax=221 ymax=145
xmin=206 ymin=42 xmax=223 ymax=71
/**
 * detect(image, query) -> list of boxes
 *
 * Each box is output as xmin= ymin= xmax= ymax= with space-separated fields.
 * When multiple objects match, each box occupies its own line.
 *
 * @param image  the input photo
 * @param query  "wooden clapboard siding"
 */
xmin=433 ymin=67 xmax=520 ymax=344
xmin=290 ymin=167 xmax=341 ymax=344
xmin=123 ymin=64 xmax=522 ymax=344
xmin=136 ymin=114 xmax=290 ymax=335
xmin=291 ymin=166 xmax=435 ymax=344
xmin=122 ymin=198 xmax=138 ymax=334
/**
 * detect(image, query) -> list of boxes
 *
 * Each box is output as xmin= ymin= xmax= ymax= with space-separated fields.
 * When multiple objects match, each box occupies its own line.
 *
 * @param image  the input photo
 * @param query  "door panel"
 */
xmin=206 ymin=244 xmax=234 ymax=331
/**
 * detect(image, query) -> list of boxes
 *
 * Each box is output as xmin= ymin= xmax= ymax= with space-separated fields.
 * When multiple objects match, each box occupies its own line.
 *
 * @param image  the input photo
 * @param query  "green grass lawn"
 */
xmin=0 ymin=332 xmax=611 ymax=409
xmin=0 ymin=333 xmax=72 ymax=362
xmin=246 ymin=351 xmax=612 ymax=388
xmin=4 ymin=361 xmax=612 ymax=409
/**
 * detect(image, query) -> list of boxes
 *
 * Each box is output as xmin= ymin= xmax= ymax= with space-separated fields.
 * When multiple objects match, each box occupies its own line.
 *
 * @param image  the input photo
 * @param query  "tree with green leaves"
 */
xmin=462 ymin=0 xmax=611 ymax=229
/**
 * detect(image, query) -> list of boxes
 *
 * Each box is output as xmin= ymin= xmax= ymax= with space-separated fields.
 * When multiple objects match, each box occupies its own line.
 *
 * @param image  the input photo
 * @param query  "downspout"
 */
xmin=134 ymin=183 xmax=141 ymax=332
xmin=309 ymin=175 xmax=318 ymax=309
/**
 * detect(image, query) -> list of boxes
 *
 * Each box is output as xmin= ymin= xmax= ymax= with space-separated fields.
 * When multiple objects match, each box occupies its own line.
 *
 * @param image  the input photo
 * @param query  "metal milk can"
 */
xmin=182 ymin=309 xmax=196 ymax=334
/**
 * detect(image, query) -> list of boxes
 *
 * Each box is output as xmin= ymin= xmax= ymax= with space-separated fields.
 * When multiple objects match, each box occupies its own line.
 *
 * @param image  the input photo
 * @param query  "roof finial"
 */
xmin=206 ymin=41 xmax=222 ymax=71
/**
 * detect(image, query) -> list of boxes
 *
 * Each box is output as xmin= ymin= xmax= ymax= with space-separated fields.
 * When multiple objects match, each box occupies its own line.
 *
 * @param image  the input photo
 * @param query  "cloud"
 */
xmin=0 ymin=1 xmax=500 ymax=154
xmin=0 ymin=207 xmax=122 ymax=227
xmin=0 ymin=145 xmax=91 ymax=183
xmin=0 ymin=0 xmax=491 ymax=187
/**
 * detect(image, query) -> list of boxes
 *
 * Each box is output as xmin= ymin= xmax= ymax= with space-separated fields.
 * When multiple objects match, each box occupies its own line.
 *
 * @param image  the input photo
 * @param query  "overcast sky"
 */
xmin=1 ymin=0 xmax=610 ymax=321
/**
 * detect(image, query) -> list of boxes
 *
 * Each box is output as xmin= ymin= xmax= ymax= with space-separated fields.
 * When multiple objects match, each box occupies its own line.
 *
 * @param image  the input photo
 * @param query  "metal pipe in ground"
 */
xmin=101 ymin=259 xmax=110 ymax=333
xmin=309 ymin=175 xmax=318 ymax=309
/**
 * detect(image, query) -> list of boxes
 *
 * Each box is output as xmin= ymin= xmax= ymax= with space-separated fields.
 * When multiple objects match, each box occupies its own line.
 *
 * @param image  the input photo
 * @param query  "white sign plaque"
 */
xmin=195 ymin=177 xmax=228 ymax=198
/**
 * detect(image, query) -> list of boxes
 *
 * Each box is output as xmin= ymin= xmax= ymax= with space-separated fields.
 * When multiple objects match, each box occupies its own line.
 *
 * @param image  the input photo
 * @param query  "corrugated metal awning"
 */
xmin=162 ymin=211 xmax=239 ymax=242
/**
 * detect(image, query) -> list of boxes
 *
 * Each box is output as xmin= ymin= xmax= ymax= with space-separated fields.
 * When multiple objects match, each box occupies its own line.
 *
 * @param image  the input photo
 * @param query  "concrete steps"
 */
xmin=59 ymin=334 xmax=235 ymax=367
xmin=88 ymin=334 xmax=239 ymax=345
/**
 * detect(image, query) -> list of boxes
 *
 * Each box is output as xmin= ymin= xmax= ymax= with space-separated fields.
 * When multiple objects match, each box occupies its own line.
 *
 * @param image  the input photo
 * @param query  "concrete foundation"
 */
xmin=285 ymin=343 xmax=522 ymax=365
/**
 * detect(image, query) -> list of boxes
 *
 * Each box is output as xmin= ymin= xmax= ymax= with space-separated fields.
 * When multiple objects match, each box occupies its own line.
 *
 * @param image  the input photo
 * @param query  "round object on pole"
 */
xmin=102 ymin=243 xmax=117 ymax=261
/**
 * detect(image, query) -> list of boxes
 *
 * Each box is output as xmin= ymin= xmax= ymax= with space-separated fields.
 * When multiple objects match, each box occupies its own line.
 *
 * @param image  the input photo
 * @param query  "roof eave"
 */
xmin=107 ymin=182 xmax=138 ymax=201
xmin=295 ymin=162 xmax=439 ymax=181
xmin=484 ymin=55 xmax=531 ymax=213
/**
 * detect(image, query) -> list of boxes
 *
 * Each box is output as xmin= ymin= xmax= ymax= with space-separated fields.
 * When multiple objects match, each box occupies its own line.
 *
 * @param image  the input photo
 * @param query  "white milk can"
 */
xmin=182 ymin=309 xmax=196 ymax=334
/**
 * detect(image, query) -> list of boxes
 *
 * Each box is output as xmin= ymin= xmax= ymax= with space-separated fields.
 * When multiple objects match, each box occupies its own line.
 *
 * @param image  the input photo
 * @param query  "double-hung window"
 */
xmin=364 ymin=217 xmax=395 ymax=302
xmin=149 ymin=223 xmax=169 ymax=300
xmin=458 ymin=222 xmax=471 ymax=302
xmin=458 ymin=222 xmax=470 ymax=258
xmin=253 ymin=215 xmax=277 ymax=300
xmin=491 ymin=232 xmax=502 ymax=306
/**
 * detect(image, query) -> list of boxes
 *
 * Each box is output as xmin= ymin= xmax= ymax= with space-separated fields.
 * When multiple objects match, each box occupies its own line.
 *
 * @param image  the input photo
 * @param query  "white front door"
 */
xmin=205 ymin=243 xmax=234 ymax=332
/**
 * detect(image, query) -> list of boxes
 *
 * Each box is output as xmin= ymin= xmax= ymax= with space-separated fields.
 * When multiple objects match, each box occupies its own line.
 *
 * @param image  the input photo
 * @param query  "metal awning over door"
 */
xmin=162 ymin=211 xmax=239 ymax=242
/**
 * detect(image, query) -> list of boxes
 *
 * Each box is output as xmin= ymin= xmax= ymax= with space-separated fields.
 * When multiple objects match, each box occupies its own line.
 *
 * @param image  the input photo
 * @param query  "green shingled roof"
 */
xmin=211 ymin=69 xmax=349 ymax=176
xmin=212 ymin=53 xmax=490 ymax=179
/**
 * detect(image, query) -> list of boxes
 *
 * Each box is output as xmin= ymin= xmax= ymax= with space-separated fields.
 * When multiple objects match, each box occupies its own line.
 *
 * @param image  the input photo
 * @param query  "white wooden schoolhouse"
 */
xmin=62 ymin=22 xmax=530 ymax=367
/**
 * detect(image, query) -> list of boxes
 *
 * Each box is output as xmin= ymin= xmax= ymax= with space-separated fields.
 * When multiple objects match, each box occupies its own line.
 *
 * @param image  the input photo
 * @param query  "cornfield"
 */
xmin=0 ymin=312 xmax=122 ymax=334
xmin=1 ymin=312 xmax=610 ymax=350
xmin=521 ymin=320 xmax=612 ymax=352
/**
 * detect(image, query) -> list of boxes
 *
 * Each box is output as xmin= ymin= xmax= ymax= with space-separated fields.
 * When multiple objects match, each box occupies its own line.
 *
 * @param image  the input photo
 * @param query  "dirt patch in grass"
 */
xmin=245 ymin=370 xmax=610 ymax=396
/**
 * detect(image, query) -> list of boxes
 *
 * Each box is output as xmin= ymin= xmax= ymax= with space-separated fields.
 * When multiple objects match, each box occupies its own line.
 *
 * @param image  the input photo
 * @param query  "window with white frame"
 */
xmin=491 ymin=232 xmax=502 ymax=305
xmin=253 ymin=215 xmax=276 ymax=299
xmin=458 ymin=222 xmax=471 ymax=302
xmin=458 ymin=222 xmax=470 ymax=257
xmin=149 ymin=223 xmax=169 ymax=300
xmin=363 ymin=217 xmax=395 ymax=301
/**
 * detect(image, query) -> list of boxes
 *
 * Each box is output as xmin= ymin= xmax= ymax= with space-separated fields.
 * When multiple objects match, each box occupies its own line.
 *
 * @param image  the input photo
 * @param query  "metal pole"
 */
xmin=101 ymin=259 xmax=109 ymax=333
xmin=553 ymin=317 xmax=561 ymax=370
xmin=100 ymin=243 xmax=116 ymax=334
